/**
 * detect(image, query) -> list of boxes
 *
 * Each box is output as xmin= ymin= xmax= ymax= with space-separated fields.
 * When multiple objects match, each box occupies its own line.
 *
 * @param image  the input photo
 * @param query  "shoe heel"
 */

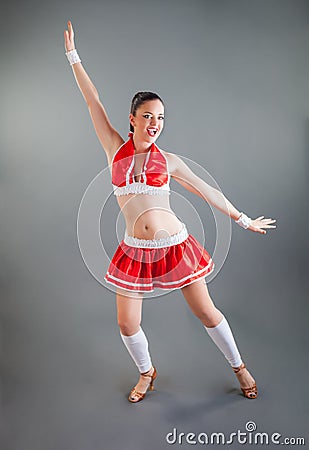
xmin=149 ymin=366 xmax=157 ymax=391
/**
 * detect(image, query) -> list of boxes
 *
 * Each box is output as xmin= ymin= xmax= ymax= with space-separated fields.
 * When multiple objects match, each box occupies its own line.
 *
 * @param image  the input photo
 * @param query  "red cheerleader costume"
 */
xmin=104 ymin=133 xmax=215 ymax=292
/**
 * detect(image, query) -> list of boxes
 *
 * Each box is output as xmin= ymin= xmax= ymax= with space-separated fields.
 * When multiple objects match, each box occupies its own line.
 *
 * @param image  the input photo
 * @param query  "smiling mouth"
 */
xmin=147 ymin=128 xmax=158 ymax=137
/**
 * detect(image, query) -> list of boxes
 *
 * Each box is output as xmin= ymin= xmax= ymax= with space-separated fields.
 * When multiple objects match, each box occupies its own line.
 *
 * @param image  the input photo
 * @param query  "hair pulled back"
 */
xmin=130 ymin=91 xmax=164 ymax=132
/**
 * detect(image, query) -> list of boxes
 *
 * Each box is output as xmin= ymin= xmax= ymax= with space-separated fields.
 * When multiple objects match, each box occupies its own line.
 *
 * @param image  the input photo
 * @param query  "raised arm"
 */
xmin=64 ymin=20 xmax=124 ymax=159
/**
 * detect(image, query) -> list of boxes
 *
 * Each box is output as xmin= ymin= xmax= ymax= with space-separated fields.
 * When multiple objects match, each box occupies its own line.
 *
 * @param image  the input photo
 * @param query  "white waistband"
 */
xmin=124 ymin=222 xmax=188 ymax=248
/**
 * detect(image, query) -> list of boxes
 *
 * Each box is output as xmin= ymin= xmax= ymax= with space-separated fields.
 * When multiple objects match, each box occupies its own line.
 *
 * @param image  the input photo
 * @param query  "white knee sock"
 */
xmin=204 ymin=316 xmax=243 ymax=368
xmin=120 ymin=327 xmax=153 ymax=373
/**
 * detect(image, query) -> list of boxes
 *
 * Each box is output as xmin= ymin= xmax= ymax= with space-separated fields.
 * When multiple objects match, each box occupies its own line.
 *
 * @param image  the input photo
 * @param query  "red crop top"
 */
xmin=111 ymin=132 xmax=171 ymax=196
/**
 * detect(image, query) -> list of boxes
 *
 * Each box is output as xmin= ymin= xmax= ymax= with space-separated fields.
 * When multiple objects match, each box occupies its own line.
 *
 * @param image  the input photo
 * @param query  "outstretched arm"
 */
xmin=64 ymin=20 xmax=124 ymax=158
xmin=168 ymin=152 xmax=276 ymax=235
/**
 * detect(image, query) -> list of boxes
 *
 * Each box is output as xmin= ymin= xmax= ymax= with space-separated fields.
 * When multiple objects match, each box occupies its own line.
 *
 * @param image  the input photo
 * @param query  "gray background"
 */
xmin=1 ymin=0 xmax=308 ymax=449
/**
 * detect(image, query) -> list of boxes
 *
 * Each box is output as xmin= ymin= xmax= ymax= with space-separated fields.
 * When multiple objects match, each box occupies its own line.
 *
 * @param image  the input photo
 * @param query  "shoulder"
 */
xmin=107 ymin=137 xmax=126 ymax=165
xmin=159 ymin=148 xmax=199 ymax=183
xmin=158 ymin=149 xmax=186 ymax=176
xmin=157 ymin=148 xmax=176 ymax=173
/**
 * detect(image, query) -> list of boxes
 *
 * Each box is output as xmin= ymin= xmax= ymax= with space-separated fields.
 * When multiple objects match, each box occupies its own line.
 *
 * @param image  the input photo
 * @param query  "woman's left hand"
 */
xmin=248 ymin=216 xmax=277 ymax=234
xmin=64 ymin=20 xmax=76 ymax=53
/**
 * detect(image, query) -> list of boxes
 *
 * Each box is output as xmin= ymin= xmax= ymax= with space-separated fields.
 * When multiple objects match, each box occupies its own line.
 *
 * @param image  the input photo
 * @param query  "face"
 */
xmin=129 ymin=99 xmax=165 ymax=143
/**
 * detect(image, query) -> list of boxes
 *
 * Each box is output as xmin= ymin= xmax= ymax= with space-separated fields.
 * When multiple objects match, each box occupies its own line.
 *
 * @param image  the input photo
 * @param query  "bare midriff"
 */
xmin=116 ymin=193 xmax=183 ymax=240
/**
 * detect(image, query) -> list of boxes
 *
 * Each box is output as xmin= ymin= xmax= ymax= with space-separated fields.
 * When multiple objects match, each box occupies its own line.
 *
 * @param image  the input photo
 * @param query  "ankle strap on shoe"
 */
xmin=232 ymin=363 xmax=246 ymax=373
xmin=141 ymin=367 xmax=154 ymax=377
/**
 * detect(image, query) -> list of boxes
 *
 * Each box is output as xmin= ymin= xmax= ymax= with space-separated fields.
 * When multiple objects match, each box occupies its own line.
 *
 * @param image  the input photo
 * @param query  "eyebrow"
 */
xmin=143 ymin=111 xmax=164 ymax=115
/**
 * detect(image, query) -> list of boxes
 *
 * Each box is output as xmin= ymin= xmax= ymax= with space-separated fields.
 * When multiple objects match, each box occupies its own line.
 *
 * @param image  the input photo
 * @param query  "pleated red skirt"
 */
xmin=104 ymin=222 xmax=214 ymax=293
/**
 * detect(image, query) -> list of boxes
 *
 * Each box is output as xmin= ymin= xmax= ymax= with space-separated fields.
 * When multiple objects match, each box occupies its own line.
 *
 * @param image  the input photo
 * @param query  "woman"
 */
xmin=64 ymin=21 xmax=276 ymax=403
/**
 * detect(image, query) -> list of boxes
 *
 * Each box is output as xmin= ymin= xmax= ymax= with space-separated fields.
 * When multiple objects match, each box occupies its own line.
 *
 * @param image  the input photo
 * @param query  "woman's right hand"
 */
xmin=64 ymin=20 xmax=76 ymax=52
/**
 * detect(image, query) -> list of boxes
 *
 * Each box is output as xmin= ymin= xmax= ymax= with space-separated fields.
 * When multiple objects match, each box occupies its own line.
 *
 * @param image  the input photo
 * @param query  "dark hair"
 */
xmin=130 ymin=91 xmax=164 ymax=132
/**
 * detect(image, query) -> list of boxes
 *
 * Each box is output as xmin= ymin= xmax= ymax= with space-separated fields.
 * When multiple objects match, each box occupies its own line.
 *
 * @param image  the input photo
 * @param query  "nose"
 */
xmin=150 ymin=116 xmax=158 ymax=126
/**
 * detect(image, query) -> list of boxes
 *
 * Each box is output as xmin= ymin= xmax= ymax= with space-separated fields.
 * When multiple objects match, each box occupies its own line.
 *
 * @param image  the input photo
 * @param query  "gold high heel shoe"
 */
xmin=232 ymin=362 xmax=258 ymax=399
xmin=128 ymin=366 xmax=157 ymax=403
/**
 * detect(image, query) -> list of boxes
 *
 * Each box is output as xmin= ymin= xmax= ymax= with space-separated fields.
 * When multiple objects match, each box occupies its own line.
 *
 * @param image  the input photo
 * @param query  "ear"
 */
xmin=129 ymin=113 xmax=135 ymax=129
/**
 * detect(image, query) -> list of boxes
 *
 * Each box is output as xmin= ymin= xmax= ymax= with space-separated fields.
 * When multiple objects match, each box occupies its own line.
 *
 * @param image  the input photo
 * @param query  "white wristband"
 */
xmin=235 ymin=212 xmax=252 ymax=229
xmin=65 ymin=49 xmax=81 ymax=66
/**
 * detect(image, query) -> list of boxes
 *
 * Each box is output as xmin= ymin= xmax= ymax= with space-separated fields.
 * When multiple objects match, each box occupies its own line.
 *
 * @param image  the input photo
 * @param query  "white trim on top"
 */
xmin=156 ymin=145 xmax=171 ymax=184
xmin=112 ymin=183 xmax=171 ymax=196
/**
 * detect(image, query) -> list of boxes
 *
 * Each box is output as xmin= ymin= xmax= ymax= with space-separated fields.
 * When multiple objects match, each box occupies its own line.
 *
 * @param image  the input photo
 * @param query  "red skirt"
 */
xmin=104 ymin=222 xmax=214 ymax=293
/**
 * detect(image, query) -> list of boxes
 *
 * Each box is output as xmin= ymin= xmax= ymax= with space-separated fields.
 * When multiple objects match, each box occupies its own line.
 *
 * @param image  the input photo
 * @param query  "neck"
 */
xmin=132 ymin=134 xmax=153 ymax=153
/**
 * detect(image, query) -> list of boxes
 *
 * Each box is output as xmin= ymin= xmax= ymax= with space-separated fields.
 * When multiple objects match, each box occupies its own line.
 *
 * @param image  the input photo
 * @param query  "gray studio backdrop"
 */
xmin=1 ymin=1 xmax=308 ymax=449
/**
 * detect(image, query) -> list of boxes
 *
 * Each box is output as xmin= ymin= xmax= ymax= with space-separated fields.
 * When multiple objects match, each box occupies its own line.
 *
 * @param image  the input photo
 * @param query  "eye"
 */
xmin=143 ymin=114 xmax=151 ymax=119
xmin=158 ymin=116 xmax=165 ymax=120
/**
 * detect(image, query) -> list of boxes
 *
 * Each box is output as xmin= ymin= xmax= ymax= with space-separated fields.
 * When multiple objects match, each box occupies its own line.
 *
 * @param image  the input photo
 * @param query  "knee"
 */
xmin=118 ymin=320 xmax=141 ymax=336
xmin=196 ymin=307 xmax=223 ymax=328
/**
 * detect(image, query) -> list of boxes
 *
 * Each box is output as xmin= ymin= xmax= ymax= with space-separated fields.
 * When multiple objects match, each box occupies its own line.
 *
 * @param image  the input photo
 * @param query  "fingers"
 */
xmin=68 ymin=20 xmax=74 ymax=38
xmin=253 ymin=218 xmax=277 ymax=228
xmin=255 ymin=228 xmax=267 ymax=235
xmin=64 ymin=30 xmax=72 ymax=51
xmin=251 ymin=224 xmax=274 ymax=234
xmin=262 ymin=218 xmax=276 ymax=223
xmin=64 ymin=20 xmax=75 ymax=52
xmin=64 ymin=30 xmax=69 ymax=48
xmin=258 ymin=224 xmax=276 ymax=230
xmin=258 ymin=227 xmax=266 ymax=234
xmin=263 ymin=220 xmax=276 ymax=228
xmin=254 ymin=216 xmax=277 ymax=223
xmin=251 ymin=227 xmax=266 ymax=234
xmin=249 ymin=214 xmax=277 ymax=234
xmin=64 ymin=21 xmax=73 ymax=38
